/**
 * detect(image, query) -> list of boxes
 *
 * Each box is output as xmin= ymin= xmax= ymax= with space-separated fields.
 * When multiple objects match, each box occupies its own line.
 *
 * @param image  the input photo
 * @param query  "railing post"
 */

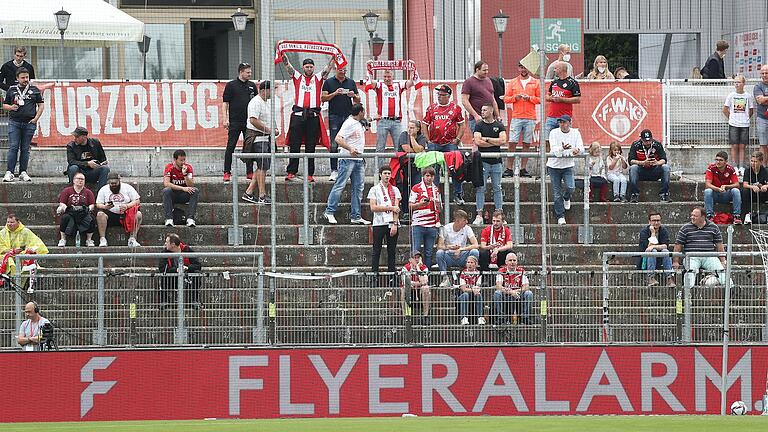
xmin=229 ymin=159 xmax=243 ymax=246
xmin=300 ymin=155 xmax=312 ymax=245
xmin=13 ymin=256 xmax=22 ymax=348
xmin=683 ymin=255 xmax=692 ymax=342
xmin=254 ymin=254 xmax=266 ymax=344
xmin=513 ymin=157 xmax=523 ymax=244
xmin=443 ymin=162 xmax=450 ymax=224
xmin=601 ymin=254 xmax=612 ymax=343
xmin=94 ymin=256 xmax=106 ymax=346
xmin=175 ymin=258 xmax=188 ymax=344
xmin=579 ymin=158 xmax=592 ymax=244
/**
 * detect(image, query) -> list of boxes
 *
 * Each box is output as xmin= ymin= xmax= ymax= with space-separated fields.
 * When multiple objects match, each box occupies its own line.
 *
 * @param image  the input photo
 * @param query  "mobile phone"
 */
xmin=100 ymin=161 xmax=109 ymax=166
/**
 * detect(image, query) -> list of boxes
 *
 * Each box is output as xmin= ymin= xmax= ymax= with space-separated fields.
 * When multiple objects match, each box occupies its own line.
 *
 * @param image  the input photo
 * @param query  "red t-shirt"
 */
xmin=480 ymin=225 xmax=512 ymax=247
xmin=164 ymin=162 xmax=194 ymax=187
xmin=402 ymin=262 xmax=428 ymax=287
xmin=409 ymin=181 xmax=442 ymax=227
xmin=705 ymin=163 xmax=738 ymax=188
xmin=423 ymin=102 xmax=465 ymax=144
xmin=496 ymin=265 xmax=527 ymax=288
xmin=58 ymin=186 xmax=95 ymax=207
xmin=547 ymin=77 xmax=581 ymax=118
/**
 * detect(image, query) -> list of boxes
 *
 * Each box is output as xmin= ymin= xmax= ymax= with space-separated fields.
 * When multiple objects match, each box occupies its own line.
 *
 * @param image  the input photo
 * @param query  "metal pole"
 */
xmin=721 ymin=225 xmax=734 ymax=416
xmin=231 ymin=159 xmax=241 ymax=245
xmin=175 ymin=263 xmax=187 ymax=344
xmin=13 ymin=256 xmax=22 ymax=347
xmin=60 ymin=33 xmax=65 ymax=77
xmin=538 ymin=0 xmax=549 ymax=341
xmin=255 ymin=254 xmax=266 ymax=344
xmin=96 ymin=257 xmax=106 ymax=346
xmin=143 ymin=52 xmax=147 ymax=80
xmin=601 ymin=254 xmax=612 ymax=343
xmin=238 ymin=32 xmax=243 ymax=64
xmin=303 ymin=155 xmax=309 ymax=244
xmin=683 ymin=255 xmax=692 ymax=342
xmin=513 ymin=157 xmax=522 ymax=244
xmin=582 ymin=160 xmax=591 ymax=244
xmin=497 ymin=34 xmax=503 ymax=77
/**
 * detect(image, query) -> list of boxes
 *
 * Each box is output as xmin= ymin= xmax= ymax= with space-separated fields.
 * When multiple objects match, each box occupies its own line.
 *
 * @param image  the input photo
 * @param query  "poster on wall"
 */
xmin=733 ymin=29 xmax=763 ymax=78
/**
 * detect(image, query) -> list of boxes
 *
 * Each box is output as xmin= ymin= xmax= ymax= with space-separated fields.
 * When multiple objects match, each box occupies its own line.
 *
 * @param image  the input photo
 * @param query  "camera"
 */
xmin=359 ymin=118 xmax=370 ymax=131
xmin=40 ymin=322 xmax=58 ymax=351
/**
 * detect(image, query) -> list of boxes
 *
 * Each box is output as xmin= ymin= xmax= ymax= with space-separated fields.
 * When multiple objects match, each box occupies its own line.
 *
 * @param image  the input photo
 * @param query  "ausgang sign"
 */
xmin=530 ymin=18 xmax=582 ymax=53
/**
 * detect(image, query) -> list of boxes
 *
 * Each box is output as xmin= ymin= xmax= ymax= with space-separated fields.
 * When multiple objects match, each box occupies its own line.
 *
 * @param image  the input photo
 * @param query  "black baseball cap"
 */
xmin=640 ymin=129 xmax=653 ymax=141
xmin=72 ymin=126 xmax=88 ymax=137
xmin=302 ymin=58 xmax=314 ymax=66
xmin=435 ymin=84 xmax=452 ymax=95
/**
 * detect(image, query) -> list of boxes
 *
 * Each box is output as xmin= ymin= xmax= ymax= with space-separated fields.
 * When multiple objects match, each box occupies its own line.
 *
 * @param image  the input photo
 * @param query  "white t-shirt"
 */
xmin=96 ymin=183 xmax=140 ymax=214
xmin=367 ymin=183 xmax=402 ymax=226
xmin=337 ymin=116 xmax=366 ymax=160
xmin=439 ymin=222 xmax=476 ymax=248
xmin=19 ymin=317 xmax=51 ymax=351
xmin=724 ymin=91 xmax=754 ymax=127
xmin=246 ymin=94 xmax=274 ymax=132
xmin=546 ymin=127 xmax=584 ymax=169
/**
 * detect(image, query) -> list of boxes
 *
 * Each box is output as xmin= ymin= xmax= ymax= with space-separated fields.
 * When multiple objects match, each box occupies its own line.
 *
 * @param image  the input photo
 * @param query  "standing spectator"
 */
xmin=158 ymin=233 xmax=203 ymax=310
xmin=704 ymin=151 xmax=741 ymax=223
xmin=95 ymin=173 xmax=142 ymax=247
xmin=222 ymin=63 xmax=258 ymax=182
xmin=409 ymin=167 xmax=442 ymax=269
xmin=606 ymin=141 xmax=629 ymax=202
xmin=546 ymin=115 xmax=584 ymax=225
xmin=461 ymin=61 xmax=498 ymax=132
xmin=242 ymin=81 xmax=277 ymax=205
xmin=370 ymin=70 xmax=415 ymax=158
xmin=396 ymin=120 xmax=426 ymax=219
xmin=162 ymin=149 xmax=199 ymax=228
xmin=369 ymin=165 xmax=401 ymax=276
xmin=281 ymin=55 xmax=334 ymax=183
xmin=638 ymin=212 xmax=675 ymax=287
xmin=322 ymin=66 xmax=360 ymax=180
xmin=673 ymin=206 xmax=728 ymax=287
xmin=457 ymin=255 xmax=485 ymax=325
xmin=472 ymin=104 xmax=506 ymax=225
xmin=2 ymin=68 xmax=43 ymax=183
xmin=56 ymin=172 xmax=95 ymax=247
xmin=323 ymin=104 xmax=370 ymax=225
xmin=503 ymin=63 xmax=539 ymax=178
xmin=478 ymin=210 xmax=514 ymax=272
xmin=545 ymin=44 xmax=574 ymax=79
xmin=543 ymin=62 xmax=581 ymax=149
xmin=400 ymin=250 xmax=431 ymax=325
xmin=0 ymin=47 xmax=35 ymax=92
xmin=722 ymin=74 xmax=753 ymax=176
xmin=700 ymin=40 xmax=729 ymax=79
xmin=65 ymin=127 xmax=110 ymax=189
xmin=741 ymin=151 xmax=768 ymax=225
xmin=585 ymin=55 xmax=615 ymax=80
xmin=16 ymin=302 xmax=49 ymax=352
xmin=587 ymin=142 xmax=608 ymax=202
xmin=435 ymin=209 xmax=480 ymax=287
xmin=493 ymin=253 xmax=533 ymax=325
xmin=754 ymin=65 xmax=768 ymax=156
xmin=423 ymin=84 xmax=466 ymax=204
xmin=628 ymin=129 xmax=670 ymax=203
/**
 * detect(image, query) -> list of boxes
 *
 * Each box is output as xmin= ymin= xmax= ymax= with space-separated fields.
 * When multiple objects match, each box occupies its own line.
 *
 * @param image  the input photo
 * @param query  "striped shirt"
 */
xmin=409 ymin=181 xmax=442 ymax=227
xmin=374 ymin=81 xmax=406 ymax=118
xmin=675 ymin=221 xmax=723 ymax=252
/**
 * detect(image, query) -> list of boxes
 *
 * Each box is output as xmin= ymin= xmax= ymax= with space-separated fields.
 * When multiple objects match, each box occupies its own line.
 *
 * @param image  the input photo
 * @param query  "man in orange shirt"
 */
xmin=503 ymin=64 xmax=540 ymax=178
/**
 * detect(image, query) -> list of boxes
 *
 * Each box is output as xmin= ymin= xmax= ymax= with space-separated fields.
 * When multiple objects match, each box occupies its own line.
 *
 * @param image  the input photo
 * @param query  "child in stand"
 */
xmin=587 ymin=142 xmax=608 ymax=202
xmin=606 ymin=141 xmax=629 ymax=202
xmin=457 ymin=255 xmax=485 ymax=325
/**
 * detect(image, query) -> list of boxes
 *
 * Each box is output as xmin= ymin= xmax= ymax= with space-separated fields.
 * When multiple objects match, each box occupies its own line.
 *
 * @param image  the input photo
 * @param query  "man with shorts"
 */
xmin=503 ymin=63 xmax=540 ymax=178
xmin=95 ymin=172 xmax=142 ymax=247
xmin=242 ymin=81 xmax=277 ymax=204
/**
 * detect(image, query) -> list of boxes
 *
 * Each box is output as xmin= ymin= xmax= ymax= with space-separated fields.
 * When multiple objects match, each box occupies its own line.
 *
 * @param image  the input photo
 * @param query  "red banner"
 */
xmin=0 ymin=346 xmax=766 ymax=422
xmin=30 ymin=80 xmax=661 ymax=148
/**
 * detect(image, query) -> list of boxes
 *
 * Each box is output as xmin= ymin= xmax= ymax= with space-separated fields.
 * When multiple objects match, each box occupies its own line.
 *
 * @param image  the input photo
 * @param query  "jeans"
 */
xmin=162 ymin=187 xmax=199 ymax=219
xmin=325 ymin=159 xmax=365 ymax=219
xmin=741 ymin=189 xmax=768 ymax=217
xmin=67 ymin=164 xmax=110 ymax=189
xmin=376 ymin=118 xmax=402 ymax=153
xmin=685 ymin=256 xmax=728 ymax=287
xmin=542 ymin=117 xmax=559 ymax=142
xmin=547 ymin=166 xmax=574 ymax=218
xmin=646 ymin=248 xmax=673 ymax=277
xmin=411 ymin=226 xmax=439 ymax=268
xmin=399 ymin=163 xmax=422 ymax=214
xmin=606 ymin=172 xmax=628 ymax=198
xmin=427 ymin=142 xmax=462 ymax=196
xmin=628 ymin=165 xmax=670 ymax=195
xmin=435 ymin=249 xmax=480 ymax=272
xmin=224 ymin=121 xmax=253 ymax=174
xmin=703 ymin=188 xmax=741 ymax=216
xmin=476 ymin=162 xmax=503 ymax=212
xmin=493 ymin=289 xmax=533 ymax=321
xmin=328 ymin=114 xmax=345 ymax=172
xmin=7 ymin=120 xmax=36 ymax=173
xmin=458 ymin=291 xmax=484 ymax=318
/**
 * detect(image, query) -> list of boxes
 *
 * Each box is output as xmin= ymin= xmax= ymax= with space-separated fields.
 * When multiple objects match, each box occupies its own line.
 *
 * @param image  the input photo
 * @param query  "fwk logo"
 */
xmin=591 ymin=88 xmax=647 ymax=142
xmin=80 ymin=356 xmax=117 ymax=418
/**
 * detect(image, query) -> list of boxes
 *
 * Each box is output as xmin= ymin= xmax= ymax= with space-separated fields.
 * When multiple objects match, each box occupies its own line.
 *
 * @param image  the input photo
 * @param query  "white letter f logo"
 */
xmin=80 ymin=357 xmax=117 ymax=418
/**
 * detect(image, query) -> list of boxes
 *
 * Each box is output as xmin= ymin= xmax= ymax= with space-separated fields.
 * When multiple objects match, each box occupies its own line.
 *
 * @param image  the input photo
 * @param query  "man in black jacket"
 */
xmin=700 ymin=40 xmax=729 ymax=79
xmin=628 ymin=129 xmax=670 ymax=203
xmin=158 ymin=233 xmax=203 ymax=310
xmin=66 ymin=127 xmax=110 ymax=188
xmin=637 ymin=212 xmax=675 ymax=287
xmin=0 ymin=47 xmax=35 ymax=92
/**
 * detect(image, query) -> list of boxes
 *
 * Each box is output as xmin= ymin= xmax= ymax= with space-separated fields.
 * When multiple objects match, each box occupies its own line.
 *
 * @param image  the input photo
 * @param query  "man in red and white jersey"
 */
xmin=281 ymin=55 xmax=333 ymax=182
xmin=479 ymin=210 xmax=514 ymax=271
xmin=400 ymin=250 xmax=432 ymax=325
xmin=423 ymin=84 xmax=466 ymax=204
xmin=369 ymin=70 xmax=415 ymax=154
xmin=409 ymin=167 xmax=442 ymax=269
xmin=493 ymin=253 xmax=533 ymax=325
xmin=161 ymin=149 xmax=199 ymax=228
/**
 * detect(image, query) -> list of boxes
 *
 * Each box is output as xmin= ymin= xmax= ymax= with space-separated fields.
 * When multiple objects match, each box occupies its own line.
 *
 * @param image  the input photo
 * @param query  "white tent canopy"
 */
xmin=0 ymin=0 xmax=145 ymax=46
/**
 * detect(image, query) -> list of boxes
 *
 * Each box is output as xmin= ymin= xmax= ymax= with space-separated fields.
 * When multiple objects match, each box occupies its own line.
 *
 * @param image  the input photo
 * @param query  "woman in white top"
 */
xmin=587 ymin=142 xmax=608 ymax=202
xmin=585 ymin=55 xmax=615 ymax=80
xmin=368 ymin=165 xmax=401 ymax=276
xmin=605 ymin=141 xmax=629 ymax=202
xmin=722 ymin=74 xmax=754 ymax=176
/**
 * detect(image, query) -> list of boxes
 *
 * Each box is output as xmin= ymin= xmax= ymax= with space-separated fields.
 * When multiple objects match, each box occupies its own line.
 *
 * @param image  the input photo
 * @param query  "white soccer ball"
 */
xmin=702 ymin=274 xmax=721 ymax=286
xmin=730 ymin=400 xmax=748 ymax=415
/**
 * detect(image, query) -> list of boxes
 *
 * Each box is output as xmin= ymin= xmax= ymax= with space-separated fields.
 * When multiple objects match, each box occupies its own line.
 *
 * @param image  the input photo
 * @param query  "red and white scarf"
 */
xmin=274 ymin=40 xmax=348 ymax=69
xmin=363 ymin=59 xmax=423 ymax=91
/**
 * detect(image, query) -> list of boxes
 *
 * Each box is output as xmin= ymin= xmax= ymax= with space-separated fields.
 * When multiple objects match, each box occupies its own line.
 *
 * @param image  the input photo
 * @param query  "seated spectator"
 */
xmin=436 ymin=209 xmax=480 ymax=287
xmin=546 ymin=114 xmax=584 ymax=225
xmin=369 ymin=166 xmax=401 ymax=277
xmin=409 ymin=167 xmax=442 ymax=269
xmin=704 ymin=151 xmax=741 ymax=223
xmin=457 ymin=255 xmax=485 ymax=325
xmin=163 ymin=149 xmax=198 ymax=228
xmin=158 ymin=233 xmax=202 ymax=310
xmin=95 ymin=172 xmax=142 ymax=247
xmin=400 ymin=250 xmax=431 ymax=325
xmin=673 ymin=206 xmax=728 ymax=287
xmin=66 ymin=126 xmax=110 ymax=189
xmin=614 ymin=66 xmax=638 ymax=79
xmin=56 ymin=171 xmax=95 ymax=247
xmin=478 ymin=210 xmax=514 ymax=271
xmin=585 ymin=55 xmax=615 ymax=80
xmin=493 ymin=253 xmax=533 ymax=325
xmin=741 ymin=151 xmax=768 ymax=224
xmin=638 ymin=212 xmax=675 ymax=287
xmin=472 ymin=103 xmax=506 ymax=225
xmin=396 ymin=120 xmax=426 ymax=220
xmin=628 ymin=129 xmax=670 ymax=203
xmin=606 ymin=141 xmax=628 ymax=202
xmin=587 ymin=142 xmax=608 ymax=202
xmin=0 ymin=213 xmax=47 ymax=281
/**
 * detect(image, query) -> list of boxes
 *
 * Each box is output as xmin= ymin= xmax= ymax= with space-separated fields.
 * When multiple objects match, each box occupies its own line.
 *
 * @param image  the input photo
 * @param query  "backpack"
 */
xmin=172 ymin=207 xmax=187 ymax=225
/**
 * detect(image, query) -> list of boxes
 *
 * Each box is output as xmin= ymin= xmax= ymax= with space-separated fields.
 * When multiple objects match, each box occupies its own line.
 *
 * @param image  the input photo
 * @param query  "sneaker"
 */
xmin=18 ymin=171 xmax=31 ymax=182
xmin=57 ymin=239 xmax=66 ymax=247
xmin=557 ymin=217 xmax=566 ymax=225
xmin=453 ymin=193 xmax=464 ymax=205
xmin=99 ymin=237 xmax=108 ymax=247
xmin=502 ymin=168 xmax=515 ymax=178
xmin=621 ymin=195 xmax=628 ymax=202
xmin=223 ymin=172 xmax=231 ymax=183
xmin=350 ymin=217 xmax=371 ymax=225
xmin=733 ymin=216 xmax=742 ymax=225
xmin=323 ymin=213 xmax=338 ymax=224
xmin=472 ymin=214 xmax=484 ymax=225
xmin=328 ymin=170 xmax=338 ymax=182
xmin=745 ymin=213 xmax=752 ymax=225
xmin=285 ymin=173 xmax=300 ymax=182
xmin=186 ymin=218 xmax=196 ymax=227
xmin=647 ymin=276 xmax=659 ymax=287
xmin=2 ymin=171 xmax=13 ymax=182
xmin=439 ymin=275 xmax=452 ymax=287
xmin=165 ymin=219 xmax=175 ymax=227
xmin=659 ymin=193 xmax=669 ymax=202
xmin=242 ymin=192 xmax=257 ymax=203
xmin=307 ymin=175 xmax=315 ymax=183
xmin=460 ymin=316 xmax=469 ymax=325
xmin=706 ymin=213 xmax=714 ymax=221
xmin=519 ymin=168 xmax=531 ymax=178
xmin=488 ymin=263 xmax=499 ymax=270
xmin=246 ymin=172 xmax=254 ymax=180
xmin=629 ymin=194 xmax=639 ymax=203
xmin=613 ymin=196 xmax=621 ymax=202
xmin=127 ymin=237 xmax=141 ymax=247
xmin=257 ymin=195 xmax=272 ymax=204
xmin=666 ymin=275 xmax=677 ymax=287
xmin=563 ymin=199 xmax=571 ymax=210
xmin=85 ymin=239 xmax=95 ymax=247
xmin=477 ymin=317 xmax=486 ymax=325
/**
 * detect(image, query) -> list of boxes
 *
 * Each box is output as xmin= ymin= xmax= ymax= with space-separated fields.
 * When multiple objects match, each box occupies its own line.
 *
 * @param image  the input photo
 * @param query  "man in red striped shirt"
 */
xmin=409 ymin=167 xmax=442 ymax=269
xmin=370 ymin=70 xmax=415 ymax=155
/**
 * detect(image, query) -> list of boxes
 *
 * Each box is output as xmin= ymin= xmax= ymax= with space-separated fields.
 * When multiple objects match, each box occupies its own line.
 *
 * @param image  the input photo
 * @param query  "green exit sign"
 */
xmin=530 ymin=18 xmax=582 ymax=53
